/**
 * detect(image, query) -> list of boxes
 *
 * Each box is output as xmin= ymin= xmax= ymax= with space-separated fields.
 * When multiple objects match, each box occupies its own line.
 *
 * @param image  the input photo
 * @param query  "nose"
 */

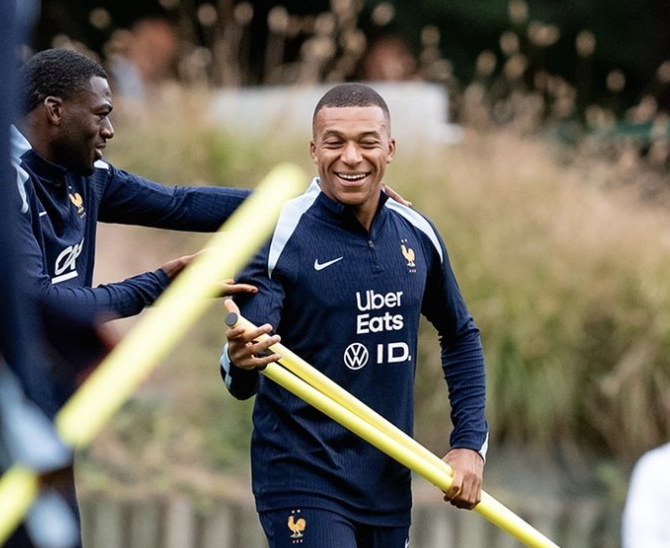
xmin=341 ymin=142 xmax=362 ymax=165
xmin=101 ymin=117 xmax=114 ymax=140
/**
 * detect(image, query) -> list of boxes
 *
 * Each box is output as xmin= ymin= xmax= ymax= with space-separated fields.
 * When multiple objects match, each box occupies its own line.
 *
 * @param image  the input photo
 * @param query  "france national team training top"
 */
xmin=11 ymin=126 xmax=249 ymax=405
xmin=221 ymin=178 xmax=488 ymax=526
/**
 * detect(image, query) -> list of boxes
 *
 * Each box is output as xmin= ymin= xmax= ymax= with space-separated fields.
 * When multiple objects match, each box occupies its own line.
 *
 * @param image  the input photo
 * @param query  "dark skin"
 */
xmin=19 ymin=75 xmax=114 ymax=176
xmin=223 ymin=105 xmax=483 ymax=511
xmin=16 ymin=75 xmax=255 ymax=294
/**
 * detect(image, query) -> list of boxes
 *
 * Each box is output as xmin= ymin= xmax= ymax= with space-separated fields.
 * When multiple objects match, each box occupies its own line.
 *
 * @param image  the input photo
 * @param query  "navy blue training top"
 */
xmin=11 ymin=127 xmax=249 ymax=406
xmin=221 ymin=179 xmax=488 ymax=526
xmin=11 ymin=127 xmax=249 ymax=319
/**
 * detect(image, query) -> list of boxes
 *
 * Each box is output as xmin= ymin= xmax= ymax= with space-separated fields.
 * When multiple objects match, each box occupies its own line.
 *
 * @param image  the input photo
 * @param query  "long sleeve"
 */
xmin=13 ymin=193 xmax=169 ymax=319
xmin=420 ymin=226 xmax=488 ymax=458
xmin=96 ymin=164 xmax=250 ymax=231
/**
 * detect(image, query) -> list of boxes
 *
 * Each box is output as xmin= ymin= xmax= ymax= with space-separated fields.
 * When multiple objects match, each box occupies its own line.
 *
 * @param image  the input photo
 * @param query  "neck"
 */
xmin=352 ymin=193 xmax=380 ymax=232
xmin=16 ymin=114 xmax=53 ymax=163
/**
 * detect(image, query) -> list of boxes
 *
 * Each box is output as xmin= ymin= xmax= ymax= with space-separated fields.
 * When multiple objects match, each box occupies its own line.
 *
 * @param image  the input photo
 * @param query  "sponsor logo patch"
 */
xmin=313 ymin=256 xmax=344 ymax=271
xmin=344 ymin=343 xmax=369 ymax=370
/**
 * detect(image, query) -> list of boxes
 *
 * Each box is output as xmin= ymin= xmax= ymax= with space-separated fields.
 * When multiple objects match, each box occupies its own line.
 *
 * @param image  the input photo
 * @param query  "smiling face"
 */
xmin=310 ymin=105 xmax=396 ymax=229
xmin=51 ymin=76 xmax=114 ymax=175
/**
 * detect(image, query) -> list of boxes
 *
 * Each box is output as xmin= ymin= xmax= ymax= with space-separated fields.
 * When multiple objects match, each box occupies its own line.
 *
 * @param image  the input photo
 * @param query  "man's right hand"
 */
xmin=159 ymin=252 xmax=257 ymax=296
xmin=224 ymin=299 xmax=281 ymax=370
xmin=160 ymin=253 xmax=195 ymax=279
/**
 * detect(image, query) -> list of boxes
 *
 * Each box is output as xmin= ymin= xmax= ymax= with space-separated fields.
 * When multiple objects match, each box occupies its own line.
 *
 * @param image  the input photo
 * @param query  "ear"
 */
xmin=43 ymin=96 xmax=64 ymax=125
xmin=386 ymin=137 xmax=396 ymax=163
xmin=309 ymin=140 xmax=318 ymax=164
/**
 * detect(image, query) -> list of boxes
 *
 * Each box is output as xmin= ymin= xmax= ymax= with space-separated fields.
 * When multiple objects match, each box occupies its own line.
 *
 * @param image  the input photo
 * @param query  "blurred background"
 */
xmin=21 ymin=1 xmax=670 ymax=547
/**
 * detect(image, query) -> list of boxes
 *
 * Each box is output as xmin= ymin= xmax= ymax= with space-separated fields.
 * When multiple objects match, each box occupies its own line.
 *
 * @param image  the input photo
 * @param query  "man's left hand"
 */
xmin=382 ymin=184 xmax=412 ymax=207
xmin=441 ymin=448 xmax=484 ymax=510
xmin=218 ymin=279 xmax=257 ymax=296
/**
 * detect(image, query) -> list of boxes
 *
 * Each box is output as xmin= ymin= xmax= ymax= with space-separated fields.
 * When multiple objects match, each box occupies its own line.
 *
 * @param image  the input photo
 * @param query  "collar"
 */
xmin=11 ymin=125 xmax=70 ymax=182
xmin=10 ymin=125 xmax=31 ymax=163
xmin=312 ymin=177 xmax=390 ymax=235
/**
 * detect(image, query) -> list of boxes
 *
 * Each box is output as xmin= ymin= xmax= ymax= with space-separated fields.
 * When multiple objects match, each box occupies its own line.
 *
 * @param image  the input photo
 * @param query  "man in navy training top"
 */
xmin=220 ymin=83 xmax=488 ymax=548
xmin=12 ymin=48 xmax=258 ymax=408
xmin=11 ymin=47 xmax=258 ymax=548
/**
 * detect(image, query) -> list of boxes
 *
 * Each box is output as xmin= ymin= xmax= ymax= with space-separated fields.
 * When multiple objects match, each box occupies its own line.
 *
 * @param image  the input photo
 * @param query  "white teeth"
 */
xmin=338 ymin=173 xmax=367 ymax=181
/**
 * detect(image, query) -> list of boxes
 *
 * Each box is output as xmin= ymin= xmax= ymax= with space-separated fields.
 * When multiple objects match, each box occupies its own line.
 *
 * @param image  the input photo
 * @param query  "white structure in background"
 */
xmin=211 ymin=82 xmax=463 ymax=145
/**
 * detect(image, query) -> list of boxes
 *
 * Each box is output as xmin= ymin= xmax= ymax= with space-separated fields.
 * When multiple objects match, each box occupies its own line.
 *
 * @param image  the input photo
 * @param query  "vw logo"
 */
xmin=343 ymin=343 xmax=369 ymax=370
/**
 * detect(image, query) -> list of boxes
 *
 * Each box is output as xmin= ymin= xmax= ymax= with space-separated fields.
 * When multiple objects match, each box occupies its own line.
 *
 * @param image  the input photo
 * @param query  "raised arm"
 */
xmin=96 ymin=164 xmax=251 ymax=231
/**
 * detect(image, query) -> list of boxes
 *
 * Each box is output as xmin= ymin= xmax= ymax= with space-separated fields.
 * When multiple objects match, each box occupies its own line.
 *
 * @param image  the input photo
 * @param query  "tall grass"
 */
xmin=82 ymin=91 xmax=670 ymax=502
xmin=394 ymin=132 xmax=670 ymax=466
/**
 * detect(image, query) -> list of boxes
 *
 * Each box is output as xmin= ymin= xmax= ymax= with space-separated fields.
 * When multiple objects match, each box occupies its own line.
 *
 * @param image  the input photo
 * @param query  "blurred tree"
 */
xmin=31 ymin=1 xmax=670 ymax=112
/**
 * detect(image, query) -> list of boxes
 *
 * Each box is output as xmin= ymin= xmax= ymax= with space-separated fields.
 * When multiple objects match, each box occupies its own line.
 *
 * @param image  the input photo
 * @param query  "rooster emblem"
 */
xmin=69 ymin=192 xmax=84 ymax=214
xmin=287 ymin=514 xmax=306 ymax=538
xmin=401 ymin=242 xmax=415 ymax=267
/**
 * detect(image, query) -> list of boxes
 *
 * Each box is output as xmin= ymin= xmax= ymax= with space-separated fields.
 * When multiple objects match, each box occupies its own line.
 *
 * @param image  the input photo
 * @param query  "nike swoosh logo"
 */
xmin=314 ymin=256 xmax=344 ymax=271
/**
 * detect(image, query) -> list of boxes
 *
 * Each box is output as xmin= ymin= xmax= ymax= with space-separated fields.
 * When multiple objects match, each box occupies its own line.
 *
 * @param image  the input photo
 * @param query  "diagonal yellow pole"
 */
xmin=0 ymin=466 xmax=39 ymax=543
xmin=226 ymin=312 xmax=562 ymax=548
xmin=0 ymin=163 xmax=307 ymax=544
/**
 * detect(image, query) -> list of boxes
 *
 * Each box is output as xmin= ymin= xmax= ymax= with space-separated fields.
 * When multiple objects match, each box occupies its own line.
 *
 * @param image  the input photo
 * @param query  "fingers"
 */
xmin=223 ymin=298 xmax=240 ymax=315
xmin=442 ymin=472 xmax=480 ymax=509
xmin=382 ymin=183 xmax=413 ymax=208
xmin=218 ymin=280 xmax=258 ymax=297
xmin=443 ymin=479 xmax=462 ymax=503
xmin=442 ymin=448 xmax=484 ymax=510
xmin=226 ymin=321 xmax=281 ymax=370
xmin=160 ymin=253 xmax=198 ymax=279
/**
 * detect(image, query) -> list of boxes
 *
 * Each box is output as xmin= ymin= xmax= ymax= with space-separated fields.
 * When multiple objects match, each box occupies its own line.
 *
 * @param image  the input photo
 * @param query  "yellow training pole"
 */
xmin=0 ymin=163 xmax=307 ymax=544
xmin=56 ymin=163 xmax=306 ymax=447
xmin=0 ymin=466 xmax=39 ymax=542
xmin=226 ymin=312 xmax=561 ymax=548
xmin=227 ymin=313 xmax=448 ymax=476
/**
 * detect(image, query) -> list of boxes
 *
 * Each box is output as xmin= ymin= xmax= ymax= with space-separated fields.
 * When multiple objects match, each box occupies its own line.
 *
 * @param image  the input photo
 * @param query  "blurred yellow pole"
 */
xmin=56 ymin=163 xmax=306 ymax=448
xmin=0 ymin=163 xmax=307 ymax=544
xmin=226 ymin=312 xmax=562 ymax=548
xmin=0 ymin=467 xmax=39 ymax=541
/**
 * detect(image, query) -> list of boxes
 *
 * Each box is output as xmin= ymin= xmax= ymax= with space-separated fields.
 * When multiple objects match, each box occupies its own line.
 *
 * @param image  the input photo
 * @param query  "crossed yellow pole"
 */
xmin=225 ymin=312 xmax=562 ymax=548
xmin=0 ymin=163 xmax=307 ymax=543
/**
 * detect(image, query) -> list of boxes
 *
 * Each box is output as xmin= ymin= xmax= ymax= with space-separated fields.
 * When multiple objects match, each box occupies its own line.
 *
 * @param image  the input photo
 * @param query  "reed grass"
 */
xmin=87 ymin=92 xmax=670 ymax=499
xmin=73 ymin=0 xmax=670 ymax=496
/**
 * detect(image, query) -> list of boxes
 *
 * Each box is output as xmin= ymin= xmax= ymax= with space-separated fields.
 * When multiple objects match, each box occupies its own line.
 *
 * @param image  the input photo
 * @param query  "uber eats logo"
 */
xmin=355 ymin=289 xmax=404 ymax=334
xmin=343 ymin=290 xmax=411 ymax=370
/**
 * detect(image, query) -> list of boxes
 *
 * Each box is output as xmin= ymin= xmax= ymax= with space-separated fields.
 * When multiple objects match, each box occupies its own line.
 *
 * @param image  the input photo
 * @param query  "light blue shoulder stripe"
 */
xmin=385 ymin=200 xmax=444 ymax=263
xmin=268 ymin=178 xmax=321 ymax=277
xmin=10 ymin=126 xmax=31 ymax=213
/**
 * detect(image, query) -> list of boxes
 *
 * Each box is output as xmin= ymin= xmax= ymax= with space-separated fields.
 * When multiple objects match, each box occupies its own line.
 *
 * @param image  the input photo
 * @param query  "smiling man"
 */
xmin=309 ymin=97 xmax=395 ymax=229
xmin=220 ymin=83 xmax=488 ymax=548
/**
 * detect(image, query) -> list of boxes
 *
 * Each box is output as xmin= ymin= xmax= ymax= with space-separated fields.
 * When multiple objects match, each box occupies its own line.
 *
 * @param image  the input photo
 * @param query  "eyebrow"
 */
xmin=321 ymin=129 xmax=383 ymax=139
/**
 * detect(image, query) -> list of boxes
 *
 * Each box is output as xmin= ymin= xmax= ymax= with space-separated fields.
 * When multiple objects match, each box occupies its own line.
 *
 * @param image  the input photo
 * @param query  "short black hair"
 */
xmin=20 ymin=48 xmax=108 ymax=115
xmin=313 ymin=83 xmax=391 ymax=126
